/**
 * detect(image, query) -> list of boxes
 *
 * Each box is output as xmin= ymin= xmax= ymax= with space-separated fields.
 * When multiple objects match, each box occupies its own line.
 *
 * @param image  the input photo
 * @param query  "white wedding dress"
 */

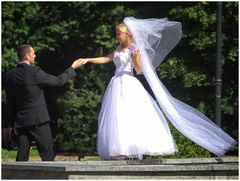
xmin=97 ymin=44 xmax=178 ymax=160
xmin=97 ymin=17 xmax=236 ymax=160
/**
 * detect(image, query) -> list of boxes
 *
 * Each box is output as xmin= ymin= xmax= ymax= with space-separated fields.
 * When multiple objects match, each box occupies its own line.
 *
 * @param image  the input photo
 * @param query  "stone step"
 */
xmin=2 ymin=157 xmax=238 ymax=179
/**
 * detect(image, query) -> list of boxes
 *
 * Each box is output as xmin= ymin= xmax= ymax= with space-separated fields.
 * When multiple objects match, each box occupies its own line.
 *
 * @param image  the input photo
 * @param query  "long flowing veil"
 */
xmin=124 ymin=17 xmax=237 ymax=156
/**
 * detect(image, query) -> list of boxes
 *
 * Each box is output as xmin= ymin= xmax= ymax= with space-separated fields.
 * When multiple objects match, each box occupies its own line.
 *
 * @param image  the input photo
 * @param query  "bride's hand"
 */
xmin=132 ymin=48 xmax=140 ymax=58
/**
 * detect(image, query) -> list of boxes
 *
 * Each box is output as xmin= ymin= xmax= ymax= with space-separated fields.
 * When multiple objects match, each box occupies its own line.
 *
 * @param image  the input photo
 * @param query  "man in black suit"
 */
xmin=3 ymin=44 xmax=83 ymax=161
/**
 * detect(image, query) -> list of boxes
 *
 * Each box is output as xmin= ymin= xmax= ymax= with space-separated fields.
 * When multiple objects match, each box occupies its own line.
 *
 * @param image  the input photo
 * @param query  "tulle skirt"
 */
xmin=97 ymin=72 xmax=178 ymax=160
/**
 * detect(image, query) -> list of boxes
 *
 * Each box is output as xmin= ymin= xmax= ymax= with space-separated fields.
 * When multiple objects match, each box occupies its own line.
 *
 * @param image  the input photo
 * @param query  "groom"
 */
xmin=3 ymin=44 xmax=83 ymax=161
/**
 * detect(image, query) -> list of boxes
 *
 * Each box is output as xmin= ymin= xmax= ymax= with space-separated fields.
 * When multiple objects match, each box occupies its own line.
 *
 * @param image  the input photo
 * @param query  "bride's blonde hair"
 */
xmin=116 ymin=23 xmax=132 ymax=37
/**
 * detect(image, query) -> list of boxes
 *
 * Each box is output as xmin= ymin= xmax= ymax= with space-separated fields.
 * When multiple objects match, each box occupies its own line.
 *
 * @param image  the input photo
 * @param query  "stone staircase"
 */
xmin=2 ymin=157 xmax=238 ymax=179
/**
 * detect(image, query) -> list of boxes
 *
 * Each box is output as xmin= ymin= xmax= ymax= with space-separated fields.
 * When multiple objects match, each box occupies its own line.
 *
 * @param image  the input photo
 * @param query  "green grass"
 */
xmin=2 ymin=148 xmax=40 ymax=159
xmin=81 ymin=156 xmax=101 ymax=161
xmin=2 ymin=149 xmax=17 ymax=159
xmin=2 ymin=149 xmax=101 ymax=161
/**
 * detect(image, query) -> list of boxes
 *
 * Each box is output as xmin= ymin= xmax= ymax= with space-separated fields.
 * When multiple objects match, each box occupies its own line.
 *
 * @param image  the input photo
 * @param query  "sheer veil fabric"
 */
xmin=124 ymin=17 xmax=237 ymax=156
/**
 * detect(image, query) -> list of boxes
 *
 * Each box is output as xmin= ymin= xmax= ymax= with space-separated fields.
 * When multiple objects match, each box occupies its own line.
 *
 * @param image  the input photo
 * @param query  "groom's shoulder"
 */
xmin=26 ymin=65 xmax=42 ymax=72
xmin=19 ymin=65 xmax=45 ymax=77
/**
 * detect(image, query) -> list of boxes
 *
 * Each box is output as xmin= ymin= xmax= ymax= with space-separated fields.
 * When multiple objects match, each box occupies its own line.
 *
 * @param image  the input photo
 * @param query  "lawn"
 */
xmin=2 ymin=149 xmax=101 ymax=161
xmin=2 ymin=148 xmax=40 ymax=161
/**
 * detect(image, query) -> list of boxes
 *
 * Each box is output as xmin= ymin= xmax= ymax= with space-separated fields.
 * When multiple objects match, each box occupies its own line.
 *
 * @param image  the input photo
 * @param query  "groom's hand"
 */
xmin=71 ymin=59 xmax=88 ymax=69
xmin=2 ymin=127 xmax=15 ymax=142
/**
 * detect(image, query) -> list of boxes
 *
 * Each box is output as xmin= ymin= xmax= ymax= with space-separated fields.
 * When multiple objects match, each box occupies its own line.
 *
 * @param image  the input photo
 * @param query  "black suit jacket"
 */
xmin=5 ymin=63 xmax=76 ymax=128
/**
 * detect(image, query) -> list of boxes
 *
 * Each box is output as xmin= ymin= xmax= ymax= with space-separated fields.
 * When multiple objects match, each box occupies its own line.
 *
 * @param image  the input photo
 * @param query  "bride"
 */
xmin=77 ymin=17 xmax=237 ymax=160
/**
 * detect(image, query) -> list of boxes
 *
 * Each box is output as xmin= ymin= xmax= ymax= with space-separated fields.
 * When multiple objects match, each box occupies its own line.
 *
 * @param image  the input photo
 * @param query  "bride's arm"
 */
xmin=78 ymin=53 xmax=114 ymax=65
xmin=132 ymin=48 xmax=142 ymax=74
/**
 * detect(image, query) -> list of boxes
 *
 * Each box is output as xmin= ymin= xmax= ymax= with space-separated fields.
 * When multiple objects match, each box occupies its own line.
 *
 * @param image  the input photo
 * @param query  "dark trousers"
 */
xmin=15 ymin=122 xmax=54 ymax=161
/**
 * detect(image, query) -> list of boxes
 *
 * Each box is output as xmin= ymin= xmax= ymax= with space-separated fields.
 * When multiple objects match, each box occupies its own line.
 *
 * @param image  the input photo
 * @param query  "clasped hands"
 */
xmin=71 ymin=58 xmax=89 ymax=69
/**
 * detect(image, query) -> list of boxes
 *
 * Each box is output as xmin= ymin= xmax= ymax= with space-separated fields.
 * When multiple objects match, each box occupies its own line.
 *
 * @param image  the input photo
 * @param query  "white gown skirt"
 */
xmin=97 ymin=72 xmax=178 ymax=160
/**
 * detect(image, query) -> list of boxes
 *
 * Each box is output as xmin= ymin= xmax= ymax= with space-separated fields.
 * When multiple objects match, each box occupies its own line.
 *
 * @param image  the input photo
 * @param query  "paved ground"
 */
xmin=2 ymin=157 xmax=238 ymax=179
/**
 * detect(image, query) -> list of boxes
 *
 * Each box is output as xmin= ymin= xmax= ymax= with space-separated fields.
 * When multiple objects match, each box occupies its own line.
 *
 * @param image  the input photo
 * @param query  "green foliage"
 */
xmin=158 ymin=57 xmax=187 ymax=80
xmin=163 ymin=2 xmax=238 ymax=156
xmin=168 ymin=1 xmax=238 ymax=130
xmin=54 ymin=81 xmax=101 ymax=153
xmin=2 ymin=2 xmax=238 ymax=157
xmin=153 ymin=122 xmax=211 ymax=159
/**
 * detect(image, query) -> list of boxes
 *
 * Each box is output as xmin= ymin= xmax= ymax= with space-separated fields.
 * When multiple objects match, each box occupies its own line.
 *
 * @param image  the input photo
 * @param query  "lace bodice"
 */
xmin=113 ymin=44 xmax=136 ymax=75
